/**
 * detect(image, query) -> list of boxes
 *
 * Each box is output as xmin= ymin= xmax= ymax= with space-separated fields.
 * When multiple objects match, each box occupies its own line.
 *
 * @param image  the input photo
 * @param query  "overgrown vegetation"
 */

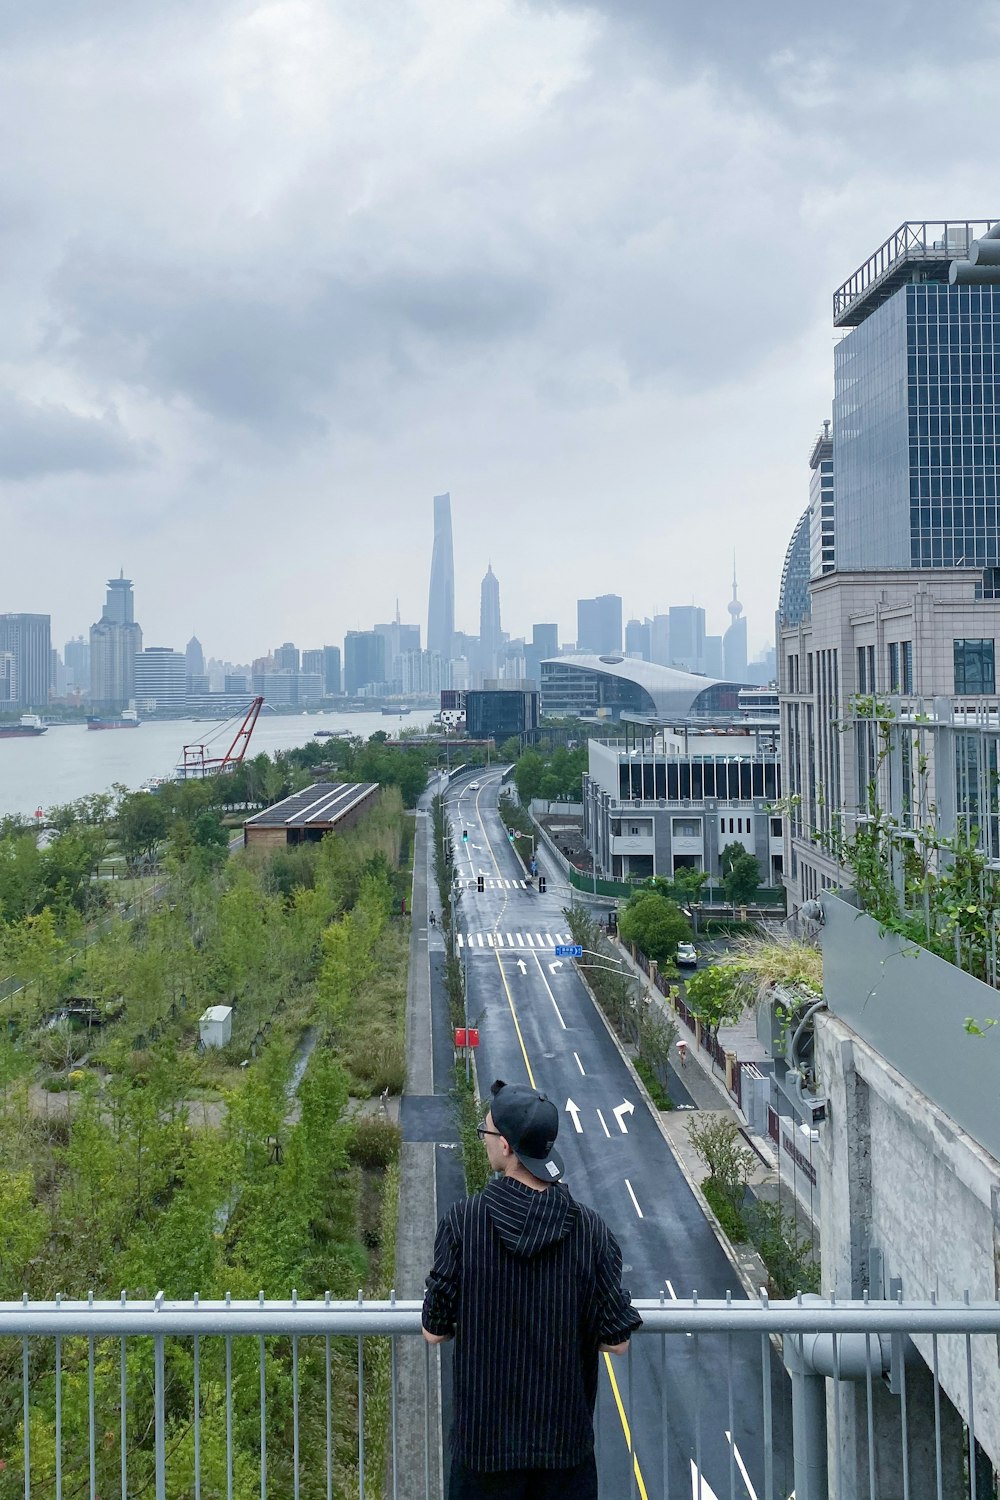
xmin=0 ymin=780 xmax=413 ymax=1497
xmin=510 ymin=745 xmax=588 ymax=804
xmin=563 ymin=906 xmax=677 ymax=1107
xmin=804 ymin=698 xmax=1000 ymax=1005
xmin=687 ymin=1116 xmax=820 ymax=1296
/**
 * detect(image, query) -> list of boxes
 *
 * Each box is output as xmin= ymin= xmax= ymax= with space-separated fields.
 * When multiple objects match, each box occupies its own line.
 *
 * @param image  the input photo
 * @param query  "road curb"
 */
xmin=574 ymin=964 xmax=768 ymax=1302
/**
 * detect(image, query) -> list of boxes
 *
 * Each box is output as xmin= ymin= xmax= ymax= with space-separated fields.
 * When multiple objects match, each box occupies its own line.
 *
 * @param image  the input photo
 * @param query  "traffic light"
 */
xmin=477 ymin=875 xmax=485 ymax=893
xmin=538 ymin=876 xmax=546 ymax=894
xmin=462 ymin=829 xmax=469 ymax=842
xmin=507 ymin=831 xmax=515 ymax=843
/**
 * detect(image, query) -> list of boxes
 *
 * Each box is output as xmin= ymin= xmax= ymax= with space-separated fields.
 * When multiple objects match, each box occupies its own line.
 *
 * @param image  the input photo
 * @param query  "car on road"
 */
xmin=468 ymin=780 xmax=481 ymax=790
xmin=676 ymin=942 xmax=698 ymax=967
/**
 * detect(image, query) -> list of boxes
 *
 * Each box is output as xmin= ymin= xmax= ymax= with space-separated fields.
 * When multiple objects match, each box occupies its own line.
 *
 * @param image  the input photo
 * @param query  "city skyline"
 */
xmin=3 ymin=6 xmax=996 ymax=660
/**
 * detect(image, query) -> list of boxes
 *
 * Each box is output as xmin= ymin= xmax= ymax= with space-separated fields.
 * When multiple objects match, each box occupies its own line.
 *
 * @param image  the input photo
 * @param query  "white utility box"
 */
xmin=199 ymin=1005 xmax=233 ymax=1049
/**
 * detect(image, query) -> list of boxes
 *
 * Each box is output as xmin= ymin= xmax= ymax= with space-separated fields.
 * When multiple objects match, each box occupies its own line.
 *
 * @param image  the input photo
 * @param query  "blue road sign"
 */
xmin=554 ymin=944 xmax=583 ymax=959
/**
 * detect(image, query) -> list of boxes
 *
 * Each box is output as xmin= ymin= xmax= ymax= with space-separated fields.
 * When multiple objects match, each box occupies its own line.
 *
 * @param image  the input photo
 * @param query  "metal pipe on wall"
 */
xmin=949 ymin=261 xmax=1000 ymax=285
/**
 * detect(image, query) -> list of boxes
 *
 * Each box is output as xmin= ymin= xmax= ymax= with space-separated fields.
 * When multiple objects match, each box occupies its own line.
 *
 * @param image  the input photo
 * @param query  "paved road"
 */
xmin=441 ymin=771 xmax=793 ymax=1500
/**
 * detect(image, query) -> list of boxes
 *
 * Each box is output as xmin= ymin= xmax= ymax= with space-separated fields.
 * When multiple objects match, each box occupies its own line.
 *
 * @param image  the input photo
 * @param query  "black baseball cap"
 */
xmin=489 ymin=1079 xmax=564 ymax=1182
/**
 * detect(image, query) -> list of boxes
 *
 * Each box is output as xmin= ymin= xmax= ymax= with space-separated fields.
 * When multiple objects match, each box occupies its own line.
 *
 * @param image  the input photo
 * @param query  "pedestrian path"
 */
xmin=457 ymin=930 xmax=572 ymax=950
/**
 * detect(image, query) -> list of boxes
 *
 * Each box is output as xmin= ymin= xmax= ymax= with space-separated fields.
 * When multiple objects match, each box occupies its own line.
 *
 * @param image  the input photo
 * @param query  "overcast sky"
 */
xmin=2 ymin=0 xmax=998 ymax=663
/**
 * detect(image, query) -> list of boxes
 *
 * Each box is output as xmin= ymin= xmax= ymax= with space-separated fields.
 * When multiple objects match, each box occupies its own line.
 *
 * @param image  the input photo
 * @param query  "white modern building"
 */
xmin=582 ymin=723 xmax=783 ymax=885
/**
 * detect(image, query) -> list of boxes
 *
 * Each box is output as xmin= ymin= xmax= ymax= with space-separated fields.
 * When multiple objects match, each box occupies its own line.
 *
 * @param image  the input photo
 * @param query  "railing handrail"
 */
xmin=3 ymin=1295 xmax=1000 ymax=1337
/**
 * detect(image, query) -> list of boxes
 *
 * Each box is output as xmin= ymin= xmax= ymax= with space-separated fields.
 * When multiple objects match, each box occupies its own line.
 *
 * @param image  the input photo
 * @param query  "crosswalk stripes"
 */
xmin=464 ymin=878 xmax=529 ymax=890
xmin=457 ymin=931 xmax=572 ymax=950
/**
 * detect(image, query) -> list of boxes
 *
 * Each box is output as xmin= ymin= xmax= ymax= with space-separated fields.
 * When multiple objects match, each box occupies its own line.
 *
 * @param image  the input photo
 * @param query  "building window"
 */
xmin=954 ymin=639 xmax=996 ymax=694
xmin=901 ymin=640 xmax=913 ymax=693
xmin=672 ymin=818 xmax=701 ymax=839
xmin=770 ymin=816 xmax=782 ymax=837
xmin=888 ymin=641 xmax=900 ymax=693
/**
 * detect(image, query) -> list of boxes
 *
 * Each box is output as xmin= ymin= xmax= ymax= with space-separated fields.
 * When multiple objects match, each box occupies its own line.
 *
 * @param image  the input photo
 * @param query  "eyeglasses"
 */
xmin=476 ymin=1124 xmax=502 ymax=1139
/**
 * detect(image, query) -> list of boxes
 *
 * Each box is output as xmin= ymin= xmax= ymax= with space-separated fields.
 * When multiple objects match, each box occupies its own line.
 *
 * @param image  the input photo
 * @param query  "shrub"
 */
xmin=633 ymin=1056 xmax=672 ymax=1110
xmin=349 ymin=1115 xmax=402 ymax=1171
xmin=745 ymin=1200 xmax=821 ymax=1297
xmin=701 ymin=1177 xmax=748 ymax=1242
xmin=687 ymin=1115 xmax=754 ymax=1210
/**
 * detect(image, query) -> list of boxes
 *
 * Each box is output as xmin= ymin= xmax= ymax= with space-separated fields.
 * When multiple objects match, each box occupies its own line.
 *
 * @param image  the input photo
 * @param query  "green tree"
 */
xmin=513 ymin=750 xmax=545 ymax=804
xmin=116 ymin=791 xmax=169 ymax=872
xmin=684 ymin=964 xmax=744 ymax=1041
xmin=720 ymin=843 xmax=761 ymax=905
xmin=617 ymin=890 xmax=691 ymax=964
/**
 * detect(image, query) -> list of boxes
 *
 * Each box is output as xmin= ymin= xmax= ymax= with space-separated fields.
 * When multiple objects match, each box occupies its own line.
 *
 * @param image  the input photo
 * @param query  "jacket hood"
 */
xmin=483 ymin=1176 xmax=574 ymax=1258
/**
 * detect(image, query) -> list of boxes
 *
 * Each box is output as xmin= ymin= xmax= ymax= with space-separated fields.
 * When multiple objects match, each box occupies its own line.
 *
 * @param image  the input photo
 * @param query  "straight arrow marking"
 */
xmin=613 ymin=1099 xmax=635 ymax=1133
xmin=724 ymin=1433 xmax=760 ymax=1500
xmin=689 ymin=1460 xmax=721 ymax=1500
xmin=565 ymin=1098 xmax=583 ymax=1133
xmin=515 ymin=959 xmax=527 ymax=975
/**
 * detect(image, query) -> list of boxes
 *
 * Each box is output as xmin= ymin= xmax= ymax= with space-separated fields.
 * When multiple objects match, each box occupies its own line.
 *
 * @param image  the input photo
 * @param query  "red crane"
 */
xmin=179 ymin=697 xmax=265 ymax=779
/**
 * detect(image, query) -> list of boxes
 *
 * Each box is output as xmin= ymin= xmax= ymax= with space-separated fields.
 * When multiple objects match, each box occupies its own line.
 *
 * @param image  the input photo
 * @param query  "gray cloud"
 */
xmin=45 ymin=250 xmax=550 ymax=441
xmin=0 ymin=392 xmax=147 ymax=480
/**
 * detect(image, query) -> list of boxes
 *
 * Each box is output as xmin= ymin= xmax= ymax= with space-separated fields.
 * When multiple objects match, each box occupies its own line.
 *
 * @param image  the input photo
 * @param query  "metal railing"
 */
xmin=832 ymin=220 xmax=997 ymax=325
xmin=2 ymin=1293 xmax=1000 ymax=1499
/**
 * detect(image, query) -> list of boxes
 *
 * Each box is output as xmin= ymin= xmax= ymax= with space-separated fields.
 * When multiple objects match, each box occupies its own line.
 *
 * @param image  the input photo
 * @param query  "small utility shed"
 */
xmin=243 ymin=781 xmax=380 ymax=849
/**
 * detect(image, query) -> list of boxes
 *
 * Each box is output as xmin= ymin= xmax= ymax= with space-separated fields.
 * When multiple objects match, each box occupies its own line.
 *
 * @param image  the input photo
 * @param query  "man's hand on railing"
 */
xmin=599 ymin=1341 xmax=629 ymax=1355
xmin=422 ymin=1327 xmax=453 ymax=1345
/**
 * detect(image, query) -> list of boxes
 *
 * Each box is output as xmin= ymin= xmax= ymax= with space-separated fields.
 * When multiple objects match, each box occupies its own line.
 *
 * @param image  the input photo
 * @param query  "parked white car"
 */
xmin=676 ymin=942 xmax=698 ymax=967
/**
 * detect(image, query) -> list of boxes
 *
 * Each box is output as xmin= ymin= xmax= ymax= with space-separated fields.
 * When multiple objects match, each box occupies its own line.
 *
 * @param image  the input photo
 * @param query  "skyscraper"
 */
xmin=322 ymin=646 xmax=342 ymax=696
xmin=135 ymin=647 xmax=187 ymax=712
xmin=344 ymin=631 xmax=387 ymax=695
xmin=64 ymin=636 xmax=90 ymax=696
xmin=808 ymin=420 xmax=835 ymax=578
xmin=478 ymin=564 xmax=502 ymax=683
xmin=0 ymin=614 xmax=51 ymax=709
xmin=832 ymin=220 xmax=1000 ymax=573
xmin=89 ymin=573 xmax=142 ymax=710
xmin=723 ymin=563 xmax=748 ymax=680
xmin=625 ymin=618 xmax=651 ymax=660
xmin=577 ymin=595 xmax=622 ymax=654
xmin=667 ymin=606 xmax=705 ymax=673
xmin=427 ymin=493 xmax=455 ymax=660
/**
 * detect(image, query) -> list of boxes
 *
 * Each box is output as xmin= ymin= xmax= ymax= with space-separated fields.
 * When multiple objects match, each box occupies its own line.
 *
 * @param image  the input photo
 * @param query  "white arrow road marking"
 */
xmin=516 ymin=959 xmax=527 ymax=975
xmin=532 ymin=953 xmax=566 ymax=1029
xmin=689 ymin=1460 xmax=721 ymax=1500
xmin=596 ymin=1109 xmax=611 ymax=1138
xmin=624 ymin=1179 xmax=644 ymax=1218
xmin=548 ymin=960 xmax=563 ymax=973
xmin=724 ymin=1433 xmax=759 ymax=1500
xmin=573 ymin=1052 xmax=586 ymax=1076
xmin=665 ymin=1280 xmax=692 ymax=1337
xmin=613 ymin=1099 xmax=635 ymax=1133
xmin=565 ymin=1099 xmax=583 ymax=1133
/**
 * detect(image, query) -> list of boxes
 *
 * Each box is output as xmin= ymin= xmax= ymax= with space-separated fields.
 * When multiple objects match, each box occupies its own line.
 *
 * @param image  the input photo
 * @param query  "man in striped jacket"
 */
xmin=422 ymin=1079 xmax=641 ymax=1499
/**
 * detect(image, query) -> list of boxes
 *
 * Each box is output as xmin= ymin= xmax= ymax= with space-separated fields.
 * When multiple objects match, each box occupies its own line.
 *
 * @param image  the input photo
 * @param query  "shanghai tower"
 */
xmin=427 ymin=493 xmax=455 ymax=660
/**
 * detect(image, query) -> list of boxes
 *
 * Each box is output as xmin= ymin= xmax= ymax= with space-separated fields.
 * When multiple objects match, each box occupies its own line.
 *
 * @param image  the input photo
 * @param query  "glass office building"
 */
xmin=833 ymin=230 xmax=1000 ymax=573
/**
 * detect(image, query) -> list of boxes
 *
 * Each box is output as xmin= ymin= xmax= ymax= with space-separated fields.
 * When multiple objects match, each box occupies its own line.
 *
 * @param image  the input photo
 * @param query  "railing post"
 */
xmin=784 ymin=1330 xmax=828 ymax=1500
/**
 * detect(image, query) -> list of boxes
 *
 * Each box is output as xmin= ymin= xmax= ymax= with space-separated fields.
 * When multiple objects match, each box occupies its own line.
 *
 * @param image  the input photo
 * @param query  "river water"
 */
xmin=0 ymin=709 xmax=432 ymax=820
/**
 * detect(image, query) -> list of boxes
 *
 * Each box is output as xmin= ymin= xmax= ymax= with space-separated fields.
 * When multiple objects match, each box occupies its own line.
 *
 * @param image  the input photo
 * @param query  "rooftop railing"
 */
xmin=833 ymin=220 xmax=997 ymax=326
xmin=2 ymin=1293 xmax=999 ymax=1500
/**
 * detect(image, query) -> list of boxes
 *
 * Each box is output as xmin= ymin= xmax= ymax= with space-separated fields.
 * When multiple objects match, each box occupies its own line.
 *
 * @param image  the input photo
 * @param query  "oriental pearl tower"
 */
xmin=723 ymin=556 xmax=748 ymax=680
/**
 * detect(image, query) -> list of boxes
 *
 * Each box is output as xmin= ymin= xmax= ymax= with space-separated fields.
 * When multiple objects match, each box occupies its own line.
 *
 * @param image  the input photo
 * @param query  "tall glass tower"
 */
xmin=427 ymin=493 xmax=455 ymax=660
xmin=478 ymin=564 xmax=502 ymax=682
xmin=832 ymin=221 xmax=1000 ymax=574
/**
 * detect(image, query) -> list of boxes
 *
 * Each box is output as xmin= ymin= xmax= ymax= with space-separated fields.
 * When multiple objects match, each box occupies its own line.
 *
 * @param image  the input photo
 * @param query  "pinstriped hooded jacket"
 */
xmin=422 ymin=1175 xmax=642 ymax=1472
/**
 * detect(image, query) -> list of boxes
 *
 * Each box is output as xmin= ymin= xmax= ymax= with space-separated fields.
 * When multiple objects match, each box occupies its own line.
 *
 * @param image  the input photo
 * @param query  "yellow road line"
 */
xmin=493 ymin=952 xmax=536 ymax=1089
xmin=603 ymin=1353 xmax=650 ymax=1500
